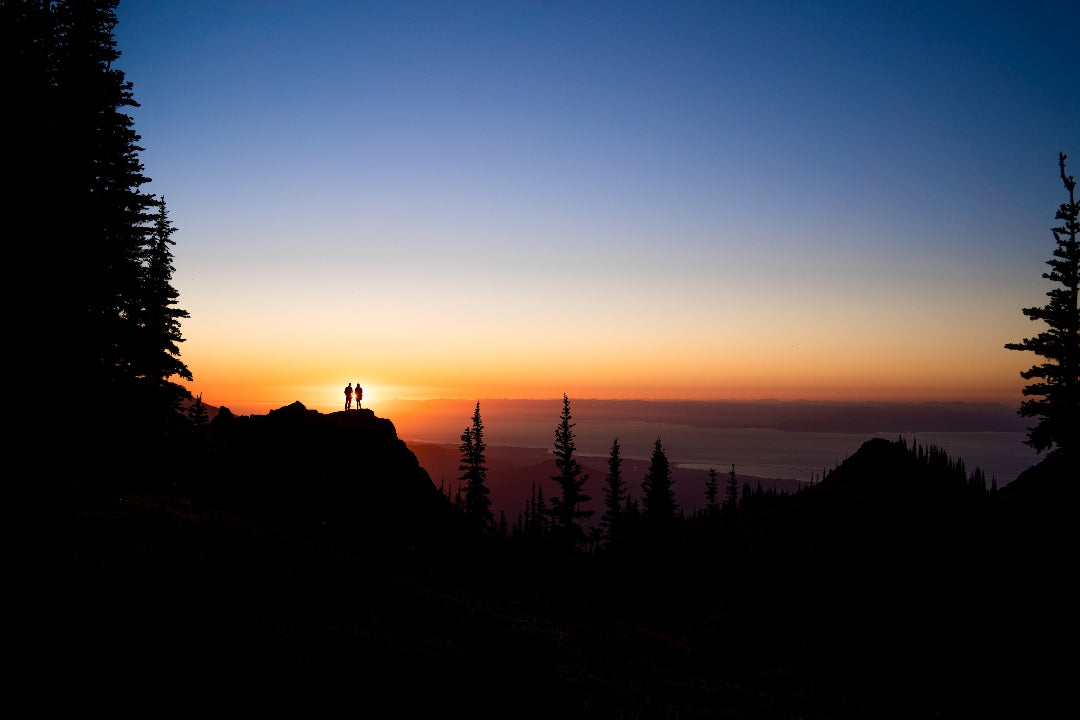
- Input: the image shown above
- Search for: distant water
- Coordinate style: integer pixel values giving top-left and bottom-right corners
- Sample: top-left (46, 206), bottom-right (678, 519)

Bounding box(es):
top-left (410, 424), bottom-right (1036, 523)
top-left (656, 429), bottom-right (1034, 485)
top-left (392, 399), bottom-right (1038, 486)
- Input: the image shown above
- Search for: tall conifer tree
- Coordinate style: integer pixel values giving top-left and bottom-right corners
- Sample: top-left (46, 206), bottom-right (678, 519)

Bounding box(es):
top-left (9, 1), bottom-right (191, 438)
top-left (723, 464), bottom-right (739, 518)
top-left (134, 196), bottom-right (193, 418)
top-left (549, 394), bottom-right (593, 548)
top-left (1005, 153), bottom-right (1080, 458)
top-left (641, 437), bottom-right (676, 528)
top-left (458, 402), bottom-right (493, 529)
top-left (52, 0), bottom-right (157, 386)
top-left (600, 437), bottom-right (627, 546)
top-left (705, 467), bottom-right (720, 515)
top-left (523, 482), bottom-right (549, 539)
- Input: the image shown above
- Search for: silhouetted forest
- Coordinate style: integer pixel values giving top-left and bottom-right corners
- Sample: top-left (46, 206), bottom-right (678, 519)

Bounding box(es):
top-left (7, 2), bottom-right (1076, 716)
top-left (6, 400), bottom-right (1076, 717)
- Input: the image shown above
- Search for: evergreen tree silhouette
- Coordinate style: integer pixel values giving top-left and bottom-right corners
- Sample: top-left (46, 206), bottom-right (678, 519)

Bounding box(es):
top-left (548, 394), bottom-right (593, 550)
top-left (54, 1), bottom-right (157, 384)
top-left (968, 467), bottom-right (988, 497)
top-left (186, 393), bottom-right (209, 427)
top-left (740, 481), bottom-right (752, 510)
top-left (600, 437), bottom-right (627, 547)
top-left (458, 402), bottom-right (493, 530)
top-left (705, 467), bottom-right (721, 516)
top-left (7, 1), bottom-right (191, 439)
top-left (132, 196), bottom-right (193, 421)
top-left (514, 482), bottom-right (551, 547)
top-left (641, 437), bottom-right (676, 528)
top-left (1005, 152), bottom-right (1080, 458)
top-left (525, 482), bottom-right (549, 538)
top-left (723, 464), bottom-right (739, 520)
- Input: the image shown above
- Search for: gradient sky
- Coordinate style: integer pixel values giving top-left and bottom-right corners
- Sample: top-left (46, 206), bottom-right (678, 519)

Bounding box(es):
top-left (114, 0), bottom-right (1079, 416)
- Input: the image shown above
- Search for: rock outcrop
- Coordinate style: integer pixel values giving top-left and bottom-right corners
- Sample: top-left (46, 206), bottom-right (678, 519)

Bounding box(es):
top-left (197, 402), bottom-right (459, 558)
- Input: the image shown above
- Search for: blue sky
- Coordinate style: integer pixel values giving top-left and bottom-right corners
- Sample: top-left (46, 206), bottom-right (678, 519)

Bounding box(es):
top-left (113, 0), bottom-right (1079, 413)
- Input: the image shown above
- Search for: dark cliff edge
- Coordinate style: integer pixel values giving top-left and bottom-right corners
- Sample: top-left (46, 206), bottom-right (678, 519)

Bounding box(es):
top-left (4, 402), bottom-right (474, 705)
top-left (189, 401), bottom-right (460, 557)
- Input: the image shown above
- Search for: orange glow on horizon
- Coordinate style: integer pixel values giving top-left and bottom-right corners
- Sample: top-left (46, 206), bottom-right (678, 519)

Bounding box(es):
top-left (184, 370), bottom-right (1025, 419)
top-left (177, 286), bottom-right (1033, 419)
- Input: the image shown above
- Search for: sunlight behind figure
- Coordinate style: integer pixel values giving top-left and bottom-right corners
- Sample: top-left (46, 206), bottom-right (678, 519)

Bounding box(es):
top-left (321, 383), bottom-right (377, 413)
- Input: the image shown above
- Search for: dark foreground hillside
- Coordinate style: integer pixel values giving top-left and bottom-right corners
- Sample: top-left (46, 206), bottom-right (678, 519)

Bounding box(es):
top-left (4, 406), bottom-right (1074, 717)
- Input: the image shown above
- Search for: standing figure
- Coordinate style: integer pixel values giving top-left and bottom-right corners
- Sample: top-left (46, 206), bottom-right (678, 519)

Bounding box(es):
top-left (344, 383), bottom-right (353, 410)
top-left (355, 384), bottom-right (363, 409)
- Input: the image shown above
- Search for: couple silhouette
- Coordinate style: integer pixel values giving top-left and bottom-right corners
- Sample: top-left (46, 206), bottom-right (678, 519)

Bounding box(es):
top-left (344, 382), bottom-right (363, 410)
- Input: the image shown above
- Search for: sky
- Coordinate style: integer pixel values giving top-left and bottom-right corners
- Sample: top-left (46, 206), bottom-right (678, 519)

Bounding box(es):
top-left (113, 0), bottom-right (1079, 417)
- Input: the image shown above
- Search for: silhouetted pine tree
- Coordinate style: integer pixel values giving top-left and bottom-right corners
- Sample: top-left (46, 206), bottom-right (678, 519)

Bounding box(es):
top-left (705, 467), bottom-right (721, 516)
top-left (641, 437), bottom-right (676, 529)
top-left (458, 402), bottom-right (493, 530)
top-left (968, 467), bottom-right (988, 497)
top-left (8, 1), bottom-right (191, 441)
top-left (1005, 152), bottom-right (1080, 458)
top-left (513, 482), bottom-right (550, 546)
top-left (133, 196), bottom-right (193, 421)
top-left (4, 2), bottom-right (53, 255)
top-left (600, 437), bottom-right (627, 547)
top-left (186, 394), bottom-right (209, 427)
top-left (548, 394), bottom-right (593, 550)
top-left (723, 464), bottom-right (739, 520)
top-left (54, 1), bottom-right (157, 383)
top-left (527, 482), bottom-right (549, 538)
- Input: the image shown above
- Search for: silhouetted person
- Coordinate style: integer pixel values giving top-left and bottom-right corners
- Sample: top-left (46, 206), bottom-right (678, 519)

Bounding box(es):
top-left (344, 383), bottom-right (353, 410)
top-left (355, 384), bottom-right (362, 409)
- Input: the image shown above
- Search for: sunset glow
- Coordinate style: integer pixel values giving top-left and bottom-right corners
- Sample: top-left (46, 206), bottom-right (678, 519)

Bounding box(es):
top-left (114, 1), bottom-right (1077, 419)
